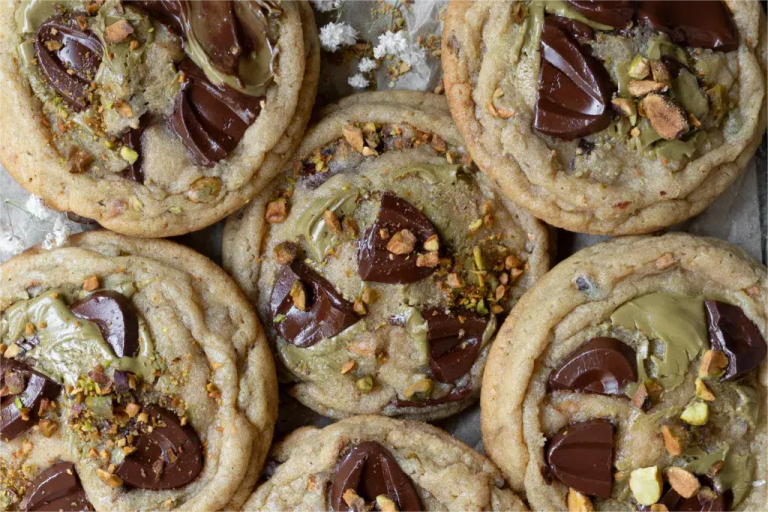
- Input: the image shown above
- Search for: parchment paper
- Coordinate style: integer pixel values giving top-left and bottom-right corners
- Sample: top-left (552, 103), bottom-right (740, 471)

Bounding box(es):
top-left (0, 0), bottom-right (766, 454)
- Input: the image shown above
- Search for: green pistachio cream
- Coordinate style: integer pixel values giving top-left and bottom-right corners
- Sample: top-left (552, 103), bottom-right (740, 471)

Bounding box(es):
top-left (568, 292), bottom-right (761, 508)
top-left (0, 290), bottom-right (157, 386)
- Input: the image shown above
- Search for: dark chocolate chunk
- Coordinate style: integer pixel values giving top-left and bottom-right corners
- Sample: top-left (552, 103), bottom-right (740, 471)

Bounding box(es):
top-left (1, 357), bottom-right (62, 442)
top-left (638, 1), bottom-right (738, 52)
top-left (392, 387), bottom-right (472, 409)
top-left (423, 308), bottom-right (490, 383)
top-left (547, 15), bottom-right (595, 41)
top-left (20, 462), bottom-right (94, 512)
top-left (115, 405), bottom-right (203, 490)
top-left (111, 370), bottom-right (134, 394)
top-left (533, 17), bottom-right (615, 140)
top-left (120, 115), bottom-right (151, 183)
top-left (546, 419), bottom-right (615, 498)
top-left (187, 1), bottom-right (241, 74)
top-left (655, 486), bottom-right (728, 512)
top-left (269, 260), bottom-right (358, 348)
top-left (549, 337), bottom-right (637, 395)
top-left (168, 59), bottom-right (263, 167)
top-left (34, 17), bottom-right (103, 110)
top-left (357, 192), bottom-right (438, 284)
top-left (128, 0), bottom-right (185, 34)
top-left (565, 1), bottom-right (634, 28)
top-left (330, 441), bottom-right (422, 512)
top-left (705, 300), bottom-right (767, 380)
top-left (70, 291), bottom-right (140, 359)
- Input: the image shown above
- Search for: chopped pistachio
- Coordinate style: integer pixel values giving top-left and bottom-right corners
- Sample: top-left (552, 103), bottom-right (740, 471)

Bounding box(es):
top-left (612, 98), bottom-right (638, 124)
top-left (120, 146), bottom-right (139, 165)
top-left (387, 230), bottom-right (416, 255)
top-left (630, 466), bottom-right (663, 506)
top-left (660, 425), bottom-right (683, 456)
top-left (628, 55), bottom-right (651, 80)
top-left (472, 246), bottom-right (485, 270)
top-left (629, 80), bottom-right (666, 97)
top-left (695, 378), bottom-right (715, 401)
top-left (699, 349), bottom-right (728, 378)
top-left (266, 198), bottom-right (288, 224)
top-left (403, 377), bottom-right (434, 400)
top-left (353, 299), bottom-right (367, 315)
top-left (640, 94), bottom-right (688, 140)
top-left (423, 234), bottom-right (439, 252)
top-left (289, 281), bottom-right (307, 311)
top-left (666, 467), bottom-right (700, 499)
top-left (356, 375), bottom-right (373, 393)
top-left (650, 60), bottom-right (671, 85)
top-left (567, 488), bottom-right (594, 512)
top-left (680, 401), bottom-right (709, 426)
top-left (376, 495), bottom-right (399, 512)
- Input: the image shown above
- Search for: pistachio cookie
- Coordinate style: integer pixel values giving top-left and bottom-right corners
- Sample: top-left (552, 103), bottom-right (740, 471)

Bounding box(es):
top-left (0, 231), bottom-right (278, 511)
top-left (481, 233), bottom-right (767, 510)
top-left (442, 1), bottom-right (767, 234)
top-left (223, 91), bottom-right (549, 421)
top-left (243, 415), bottom-right (528, 511)
top-left (0, 0), bottom-right (319, 237)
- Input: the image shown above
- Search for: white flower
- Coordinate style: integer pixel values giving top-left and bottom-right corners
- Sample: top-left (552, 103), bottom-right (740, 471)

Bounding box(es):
top-left (319, 22), bottom-right (358, 52)
top-left (399, 45), bottom-right (427, 67)
top-left (358, 57), bottom-right (377, 73)
top-left (42, 214), bottom-right (71, 250)
top-left (348, 74), bottom-right (369, 89)
top-left (373, 30), bottom-right (407, 59)
top-left (311, 0), bottom-right (341, 12)
top-left (25, 195), bottom-right (53, 221)
top-left (0, 230), bottom-right (25, 259)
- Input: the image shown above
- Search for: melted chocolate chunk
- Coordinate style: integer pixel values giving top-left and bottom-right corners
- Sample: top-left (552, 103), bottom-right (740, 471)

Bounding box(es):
top-left (638, 1), bottom-right (738, 52)
top-left (21, 462), bottom-right (94, 512)
top-left (392, 387), bottom-right (472, 409)
top-left (566, 0), bottom-right (634, 28)
top-left (70, 291), bottom-right (139, 359)
top-left (549, 337), bottom-right (637, 395)
top-left (66, 212), bottom-right (100, 225)
top-left (422, 308), bottom-right (490, 384)
top-left (121, 115), bottom-right (151, 183)
top-left (128, 0), bottom-right (185, 34)
top-left (1, 357), bottom-right (62, 442)
top-left (533, 17), bottom-right (615, 140)
top-left (547, 15), bottom-right (595, 41)
top-left (35, 17), bottom-right (102, 110)
top-left (187, 1), bottom-right (241, 74)
top-left (168, 59), bottom-right (263, 167)
top-left (269, 260), bottom-right (358, 348)
top-left (357, 192), bottom-right (439, 284)
top-left (115, 405), bottom-right (203, 490)
top-left (330, 441), bottom-right (422, 512)
top-left (546, 419), bottom-right (615, 498)
top-left (705, 300), bottom-right (767, 380)
top-left (655, 486), bottom-right (728, 512)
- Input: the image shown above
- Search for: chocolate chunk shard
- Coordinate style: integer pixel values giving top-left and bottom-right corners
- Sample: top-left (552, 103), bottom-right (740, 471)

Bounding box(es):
top-left (705, 300), bottom-right (767, 380)
top-left (549, 337), bottom-right (637, 395)
top-left (168, 59), bottom-right (263, 167)
top-left (546, 419), bottom-right (615, 498)
top-left (423, 308), bottom-right (490, 383)
top-left (357, 192), bottom-right (439, 284)
top-left (638, 1), bottom-right (738, 52)
top-left (656, 486), bottom-right (728, 512)
top-left (66, 212), bottom-right (100, 225)
top-left (392, 387), bottom-right (471, 409)
top-left (330, 441), bottom-right (422, 512)
top-left (566, 0), bottom-right (634, 28)
top-left (270, 260), bottom-right (358, 348)
top-left (533, 17), bottom-right (615, 140)
top-left (1, 357), bottom-right (62, 442)
top-left (121, 115), bottom-right (151, 183)
top-left (70, 291), bottom-right (140, 359)
top-left (115, 405), bottom-right (202, 490)
top-left (35, 17), bottom-right (103, 111)
top-left (20, 462), bottom-right (94, 512)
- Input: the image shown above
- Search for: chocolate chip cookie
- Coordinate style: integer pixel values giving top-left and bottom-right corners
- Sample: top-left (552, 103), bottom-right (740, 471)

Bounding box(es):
top-left (481, 233), bottom-right (767, 510)
top-left (442, 1), bottom-right (767, 234)
top-left (0, 0), bottom-right (319, 237)
top-left (0, 231), bottom-right (278, 511)
top-left (223, 91), bottom-right (549, 421)
top-left (242, 415), bottom-right (528, 511)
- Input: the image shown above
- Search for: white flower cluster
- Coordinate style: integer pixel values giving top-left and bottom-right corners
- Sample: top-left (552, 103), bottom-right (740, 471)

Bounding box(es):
top-left (373, 30), bottom-right (408, 59)
top-left (41, 215), bottom-right (72, 251)
top-left (0, 195), bottom-right (76, 262)
top-left (319, 21), bottom-right (358, 52)
top-left (0, 230), bottom-right (24, 260)
top-left (348, 74), bottom-right (369, 88)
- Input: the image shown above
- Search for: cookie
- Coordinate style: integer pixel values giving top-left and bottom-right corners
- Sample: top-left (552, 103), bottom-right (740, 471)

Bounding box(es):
top-left (223, 91), bottom-right (549, 421)
top-left (0, 231), bottom-right (278, 511)
top-left (481, 233), bottom-right (767, 510)
top-left (442, 1), bottom-right (767, 234)
top-left (0, 0), bottom-right (319, 237)
top-left (242, 415), bottom-right (528, 511)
